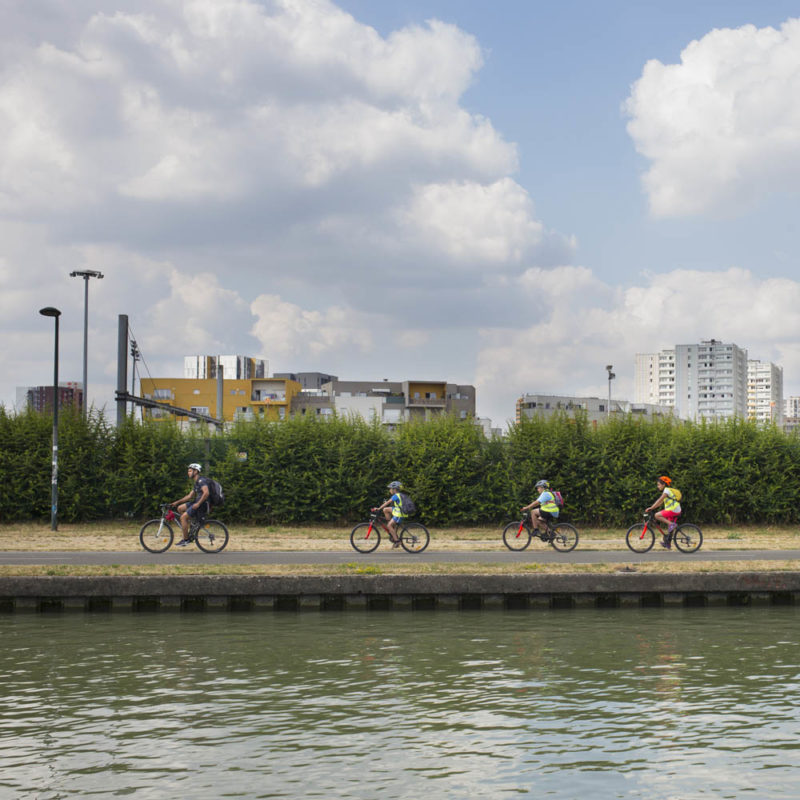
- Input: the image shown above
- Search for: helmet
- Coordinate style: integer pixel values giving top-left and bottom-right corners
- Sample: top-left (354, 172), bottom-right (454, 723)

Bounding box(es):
top-left (188, 462), bottom-right (202, 472)
top-left (535, 479), bottom-right (550, 489)
top-left (387, 480), bottom-right (402, 490)
top-left (658, 475), bottom-right (672, 485)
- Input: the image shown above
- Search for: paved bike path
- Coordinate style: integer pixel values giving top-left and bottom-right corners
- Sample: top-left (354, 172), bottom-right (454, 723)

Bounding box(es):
top-left (2, 549), bottom-right (800, 566)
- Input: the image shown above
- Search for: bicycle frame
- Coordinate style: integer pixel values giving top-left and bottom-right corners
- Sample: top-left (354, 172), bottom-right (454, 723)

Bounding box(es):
top-left (640, 511), bottom-right (667, 539)
top-left (364, 511), bottom-right (395, 541)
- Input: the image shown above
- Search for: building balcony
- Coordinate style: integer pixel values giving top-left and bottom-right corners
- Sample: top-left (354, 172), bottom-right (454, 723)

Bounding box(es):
top-left (406, 396), bottom-right (446, 407)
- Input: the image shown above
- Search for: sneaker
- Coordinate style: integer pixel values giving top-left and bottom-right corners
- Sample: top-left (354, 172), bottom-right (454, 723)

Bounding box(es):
top-left (659, 537), bottom-right (671, 550)
top-left (175, 539), bottom-right (192, 547)
top-left (667, 522), bottom-right (677, 533)
top-left (391, 538), bottom-right (401, 549)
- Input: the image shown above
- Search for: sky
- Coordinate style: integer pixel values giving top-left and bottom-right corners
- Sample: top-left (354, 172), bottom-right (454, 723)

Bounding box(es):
top-left (2, 0), bottom-right (800, 429)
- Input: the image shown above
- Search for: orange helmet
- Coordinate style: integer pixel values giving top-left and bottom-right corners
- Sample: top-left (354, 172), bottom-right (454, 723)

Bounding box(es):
top-left (658, 475), bottom-right (672, 485)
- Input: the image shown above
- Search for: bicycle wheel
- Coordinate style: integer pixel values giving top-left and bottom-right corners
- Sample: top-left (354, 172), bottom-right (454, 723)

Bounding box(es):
top-left (550, 522), bottom-right (579, 552)
top-left (139, 519), bottom-right (174, 553)
top-left (400, 522), bottom-right (430, 553)
top-left (350, 522), bottom-right (380, 553)
top-left (674, 523), bottom-right (703, 553)
top-left (502, 521), bottom-right (532, 551)
top-left (625, 523), bottom-right (655, 554)
top-left (195, 520), bottom-right (229, 553)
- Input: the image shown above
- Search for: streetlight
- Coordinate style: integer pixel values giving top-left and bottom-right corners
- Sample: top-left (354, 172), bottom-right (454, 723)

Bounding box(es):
top-left (606, 364), bottom-right (615, 419)
top-left (70, 269), bottom-right (104, 416)
top-left (39, 306), bottom-right (61, 531)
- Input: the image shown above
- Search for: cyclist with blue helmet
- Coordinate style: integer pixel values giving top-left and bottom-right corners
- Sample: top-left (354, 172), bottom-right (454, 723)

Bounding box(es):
top-left (521, 479), bottom-right (560, 534)
top-left (375, 480), bottom-right (408, 549)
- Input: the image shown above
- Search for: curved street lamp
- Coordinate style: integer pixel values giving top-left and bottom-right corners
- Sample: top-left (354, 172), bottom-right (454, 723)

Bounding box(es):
top-left (39, 306), bottom-right (61, 530)
top-left (606, 364), bottom-right (615, 419)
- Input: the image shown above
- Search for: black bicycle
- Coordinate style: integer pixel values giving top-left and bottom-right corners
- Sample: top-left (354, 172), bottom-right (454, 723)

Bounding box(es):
top-left (502, 511), bottom-right (579, 552)
top-left (350, 509), bottom-right (430, 553)
top-left (625, 511), bottom-right (702, 554)
top-left (139, 503), bottom-right (229, 554)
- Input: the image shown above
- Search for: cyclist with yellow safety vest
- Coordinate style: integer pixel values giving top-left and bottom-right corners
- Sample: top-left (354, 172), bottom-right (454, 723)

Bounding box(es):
top-left (375, 480), bottom-right (408, 549)
top-left (644, 475), bottom-right (682, 549)
top-left (521, 479), bottom-right (560, 534)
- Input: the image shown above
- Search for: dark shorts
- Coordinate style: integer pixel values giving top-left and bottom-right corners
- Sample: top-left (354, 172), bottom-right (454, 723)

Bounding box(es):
top-left (540, 510), bottom-right (556, 522)
top-left (186, 501), bottom-right (210, 519)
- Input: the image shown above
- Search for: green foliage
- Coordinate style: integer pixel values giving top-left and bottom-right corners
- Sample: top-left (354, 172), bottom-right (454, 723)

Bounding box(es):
top-left (1, 407), bottom-right (799, 526)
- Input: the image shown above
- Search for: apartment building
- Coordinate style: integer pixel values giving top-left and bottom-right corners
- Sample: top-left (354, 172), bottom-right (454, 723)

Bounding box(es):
top-left (516, 393), bottom-right (673, 425)
top-left (140, 361), bottom-right (474, 426)
top-left (784, 396), bottom-right (800, 433)
top-left (16, 382), bottom-right (83, 413)
top-left (184, 355), bottom-right (267, 380)
top-left (141, 355), bottom-right (299, 423)
top-left (636, 340), bottom-right (749, 420)
top-left (747, 360), bottom-right (784, 426)
top-left (291, 378), bottom-right (476, 424)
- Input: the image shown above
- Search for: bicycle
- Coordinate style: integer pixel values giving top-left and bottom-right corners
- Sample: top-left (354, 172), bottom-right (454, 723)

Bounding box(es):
top-left (139, 503), bottom-right (229, 554)
top-left (625, 510), bottom-right (702, 554)
top-left (502, 511), bottom-right (579, 552)
top-left (350, 509), bottom-right (430, 554)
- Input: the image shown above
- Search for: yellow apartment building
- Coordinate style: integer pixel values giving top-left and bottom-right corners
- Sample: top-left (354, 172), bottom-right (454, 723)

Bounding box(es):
top-left (140, 376), bottom-right (302, 423)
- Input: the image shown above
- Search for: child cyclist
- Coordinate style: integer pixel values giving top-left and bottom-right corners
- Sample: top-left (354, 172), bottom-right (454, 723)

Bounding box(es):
top-left (644, 475), bottom-right (682, 549)
top-left (375, 480), bottom-right (410, 549)
top-left (521, 479), bottom-right (560, 534)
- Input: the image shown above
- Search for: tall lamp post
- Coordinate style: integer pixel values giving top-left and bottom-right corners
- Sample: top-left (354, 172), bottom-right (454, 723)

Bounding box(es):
top-left (606, 364), bottom-right (615, 420)
top-left (69, 269), bottom-right (104, 416)
top-left (39, 307), bottom-right (61, 531)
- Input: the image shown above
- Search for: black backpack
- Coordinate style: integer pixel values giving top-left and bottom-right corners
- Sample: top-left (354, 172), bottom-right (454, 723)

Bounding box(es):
top-left (399, 492), bottom-right (416, 515)
top-left (208, 479), bottom-right (225, 507)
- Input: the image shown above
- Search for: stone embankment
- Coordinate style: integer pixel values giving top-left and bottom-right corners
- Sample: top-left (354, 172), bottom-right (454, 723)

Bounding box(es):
top-left (1, 573), bottom-right (798, 612)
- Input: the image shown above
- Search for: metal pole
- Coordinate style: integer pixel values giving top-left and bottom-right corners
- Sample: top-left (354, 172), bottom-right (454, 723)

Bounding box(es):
top-left (70, 270), bottom-right (103, 417)
top-left (605, 365), bottom-right (615, 420)
top-left (82, 276), bottom-right (88, 415)
top-left (39, 307), bottom-right (61, 530)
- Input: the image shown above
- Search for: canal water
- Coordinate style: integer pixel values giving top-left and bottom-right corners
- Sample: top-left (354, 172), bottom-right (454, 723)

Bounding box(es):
top-left (1, 607), bottom-right (798, 799)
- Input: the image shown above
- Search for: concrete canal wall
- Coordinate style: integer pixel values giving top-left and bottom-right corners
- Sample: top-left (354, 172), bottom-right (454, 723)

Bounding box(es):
top-left (1, 573), bottom-right (799, 611)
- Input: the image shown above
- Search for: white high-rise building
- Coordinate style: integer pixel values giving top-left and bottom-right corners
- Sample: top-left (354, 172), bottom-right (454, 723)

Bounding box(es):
top-left (635, 340), bottom-right (749, 420)
top-left (184, 355), bottom-right (267, 380)
top-left (747, 360), bottom-right (783, 425)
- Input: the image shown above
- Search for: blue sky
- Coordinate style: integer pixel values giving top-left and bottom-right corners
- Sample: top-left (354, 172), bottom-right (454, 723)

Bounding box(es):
top-left (338, 0), bottom-right (800, 283)
top-left (2, 0), bottom-right (800, 426)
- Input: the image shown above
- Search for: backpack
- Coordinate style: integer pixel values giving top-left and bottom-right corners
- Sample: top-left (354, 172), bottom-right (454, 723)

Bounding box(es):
top-left (552, 490), bottom-right (564, 509)
top-left (669, 487), bottom-right (682, 502)
top-left (208, 478), bottom-right (225, 507)
top-left (399, 492), bottom-right (417, 516)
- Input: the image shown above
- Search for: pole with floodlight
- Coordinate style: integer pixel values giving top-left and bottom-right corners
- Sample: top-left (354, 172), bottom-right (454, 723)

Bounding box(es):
top-left (69, 270), bottom-right (104, 416)
top-left (606, 365), bottom-right (615, 420)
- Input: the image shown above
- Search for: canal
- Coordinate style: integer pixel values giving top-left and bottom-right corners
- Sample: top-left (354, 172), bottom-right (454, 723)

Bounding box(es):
top-left (1, 607), bottom-right (797, 798)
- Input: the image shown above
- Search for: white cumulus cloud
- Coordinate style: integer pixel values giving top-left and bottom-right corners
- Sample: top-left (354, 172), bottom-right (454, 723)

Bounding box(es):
top-left (625, 18), bottom-right (800, 217)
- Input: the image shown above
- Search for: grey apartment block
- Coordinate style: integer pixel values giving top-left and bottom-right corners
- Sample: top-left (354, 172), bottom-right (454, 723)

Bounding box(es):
top-left (273, 371), bottom-right (338, 390)
top-left (517, 393), bottom-right (673, 425)
top-left (290, 378), bottom-right (475, 424)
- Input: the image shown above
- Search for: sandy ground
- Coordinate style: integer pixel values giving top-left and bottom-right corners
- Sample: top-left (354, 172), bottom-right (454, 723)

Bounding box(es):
top-left (2, 520), bottom-right (799, 552)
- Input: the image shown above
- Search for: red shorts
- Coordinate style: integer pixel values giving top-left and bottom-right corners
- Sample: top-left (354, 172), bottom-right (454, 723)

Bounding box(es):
top-left (660, 510), bottom-right (680, 522)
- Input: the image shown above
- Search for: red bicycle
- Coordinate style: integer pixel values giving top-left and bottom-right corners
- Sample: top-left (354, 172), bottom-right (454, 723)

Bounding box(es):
top-left (625, 510), bottom-right (702, 553)
top-left (350, 509), bottom-right (430, 553)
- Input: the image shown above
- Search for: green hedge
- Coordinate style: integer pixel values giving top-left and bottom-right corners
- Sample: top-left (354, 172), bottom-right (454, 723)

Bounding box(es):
top-left (1, 407), bottom-right (799, 526)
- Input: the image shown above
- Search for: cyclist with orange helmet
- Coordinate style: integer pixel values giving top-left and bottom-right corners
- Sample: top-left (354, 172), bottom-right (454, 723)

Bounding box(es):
top-left (644, 475), bottom-right (682, 549)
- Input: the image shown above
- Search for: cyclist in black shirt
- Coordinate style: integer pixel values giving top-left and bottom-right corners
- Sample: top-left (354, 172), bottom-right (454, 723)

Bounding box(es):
top-left (171, 462), bottom-right (211, 547)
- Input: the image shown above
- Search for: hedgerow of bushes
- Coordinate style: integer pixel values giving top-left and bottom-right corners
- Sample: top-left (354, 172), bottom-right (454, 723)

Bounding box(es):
top-left (1, 406), bottom-right (799, 527)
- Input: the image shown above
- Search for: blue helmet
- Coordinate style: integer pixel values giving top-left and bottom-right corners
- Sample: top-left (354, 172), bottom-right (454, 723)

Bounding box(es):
top-left (387, 480), bottom-right (402, 490)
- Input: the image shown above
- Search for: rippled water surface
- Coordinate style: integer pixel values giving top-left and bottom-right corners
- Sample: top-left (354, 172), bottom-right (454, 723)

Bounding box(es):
top-left (1, 607), bottom-right (798, 799)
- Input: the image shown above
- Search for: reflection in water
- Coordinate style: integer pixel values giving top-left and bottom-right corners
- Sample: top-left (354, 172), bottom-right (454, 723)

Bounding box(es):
top-left (1, 608), bottom-right (798, 799)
